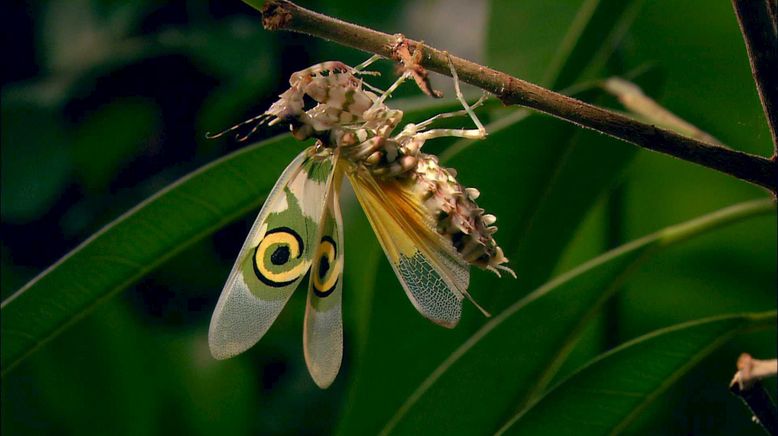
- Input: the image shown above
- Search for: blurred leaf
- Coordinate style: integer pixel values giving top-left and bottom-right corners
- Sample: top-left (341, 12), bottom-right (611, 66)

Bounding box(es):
top-left (8, 0), bottom-right (157, 107)
top-left (488, 0), bottom-right (581, 85)
top-left (1, 135), bottom-right (304, 373)
top-left (72, 98), bottom-right (160, 192)
top-left (0, 104), bottom-right (72, 223)
top-left (554, 0), bottom-right (645, 88)
top-left (41, 0), bottom-right (150, 73)
top-left (157, 18), bottom-right (274, 81)
top-left (499, 311), bottom-right (777, 435)
top-left (1, 299), bottom-right (159, 435)
top-left (158, 330), bottom-right (259, 436)
top-left (379, 199), bottom-right (774, 435)
top-left (488, 0), bottom-right (643, 88)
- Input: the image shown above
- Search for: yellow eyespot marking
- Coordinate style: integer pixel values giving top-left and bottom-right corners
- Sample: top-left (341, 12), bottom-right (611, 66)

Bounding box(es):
top-left (312, 236), bottom-right (340, 297)
top-left (253, 227), bottom-right (308, 287)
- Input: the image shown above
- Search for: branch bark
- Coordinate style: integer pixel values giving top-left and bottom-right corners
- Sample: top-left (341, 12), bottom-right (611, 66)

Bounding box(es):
top-left (731, 0), bottom-right (778, 153)
top-left (250, 0), bottom-right (778, 194)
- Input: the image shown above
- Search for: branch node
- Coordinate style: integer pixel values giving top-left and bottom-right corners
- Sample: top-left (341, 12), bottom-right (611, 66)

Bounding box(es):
top-left (261, 0), bottom-right (293, 30)
top-left (392, 36), bottom-right (443, 98)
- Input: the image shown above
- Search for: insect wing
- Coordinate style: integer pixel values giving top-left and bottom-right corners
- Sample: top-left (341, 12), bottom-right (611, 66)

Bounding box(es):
top-left (347, 169), bottom-right (469, 328)
top-left (209, 148), bottom-right (336, 359)
top-left (304, 164), bottom-right (345, 388)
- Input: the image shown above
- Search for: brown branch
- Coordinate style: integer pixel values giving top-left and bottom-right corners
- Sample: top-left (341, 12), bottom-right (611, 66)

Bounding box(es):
top-left (731, 0), bottom-right (778, 153)
top-left (250, 0), bottom-right (778, 194)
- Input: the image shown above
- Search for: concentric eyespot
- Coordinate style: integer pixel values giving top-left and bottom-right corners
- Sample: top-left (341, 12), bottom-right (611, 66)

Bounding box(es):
top-left (312, 236), bottom-right (340, 298)
top-left (253, 227), bottom-right (307, 287)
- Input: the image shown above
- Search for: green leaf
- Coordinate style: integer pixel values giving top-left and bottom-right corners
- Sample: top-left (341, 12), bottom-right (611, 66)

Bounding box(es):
top-left (0, 135), bottom-right (304, 373)
top-left (337, 0), bottom-right (647, 430)
top-left (1, 299), bottom-right (160, 435)
top-left (342, 95), bottom-right (635, 434)
top-left (157, 330), bottom-right (260, 436)
top-left (498, 311), bottom-right (777, 435)
top-left (488, 0), bottom-right (644, 88)
top-left (379, 199), bottom-right (774, 435)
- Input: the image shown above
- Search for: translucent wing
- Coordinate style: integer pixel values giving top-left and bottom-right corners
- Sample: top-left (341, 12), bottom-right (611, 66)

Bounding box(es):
top-left (209, 147), bottom-right (336, 359)
top-left (347, 167), bottom-right (470, 328)
top-left (304, 162), bottom-right (345, 388)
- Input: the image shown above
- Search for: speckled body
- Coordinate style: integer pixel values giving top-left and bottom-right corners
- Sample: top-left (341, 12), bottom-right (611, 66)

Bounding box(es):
top-left (263, 61), bottom-right (510, 274)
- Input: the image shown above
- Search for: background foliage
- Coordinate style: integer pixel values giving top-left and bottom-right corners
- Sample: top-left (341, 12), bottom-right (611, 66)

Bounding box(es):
top-left (1, 0), bottom-right (775, 435)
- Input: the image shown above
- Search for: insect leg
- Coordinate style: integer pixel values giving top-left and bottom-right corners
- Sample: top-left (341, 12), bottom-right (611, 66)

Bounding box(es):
top-left (413, 127), bottom-right (486, 141)
top-left (360, 80), bottom-right (387, 96)
top-left (353, 54), bottom-right (383, 73)
top-left (414, 94), bottom-right (488, 131)
top-left (446, 53), bottom-right (487, 138)
top-left (370, 71), bottom-right (412, 110)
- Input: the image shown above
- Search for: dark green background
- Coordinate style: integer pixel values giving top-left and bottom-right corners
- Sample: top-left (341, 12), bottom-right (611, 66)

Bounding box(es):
top-left (2, 0), bottom-right (775, 434)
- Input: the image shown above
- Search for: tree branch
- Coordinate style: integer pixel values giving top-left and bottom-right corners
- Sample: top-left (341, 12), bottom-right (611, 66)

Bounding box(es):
top-left (249, 0), bottom-right (778, 194)
top-left (731, 0), bottom-right (778, 153)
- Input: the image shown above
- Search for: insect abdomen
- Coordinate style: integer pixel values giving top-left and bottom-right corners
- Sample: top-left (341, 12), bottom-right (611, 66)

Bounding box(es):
top-left (412, 155), bottom-right (510, 274)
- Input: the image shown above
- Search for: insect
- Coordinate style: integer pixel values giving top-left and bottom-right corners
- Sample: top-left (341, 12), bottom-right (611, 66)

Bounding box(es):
top-left (208, 53), bottom-right (513, 388)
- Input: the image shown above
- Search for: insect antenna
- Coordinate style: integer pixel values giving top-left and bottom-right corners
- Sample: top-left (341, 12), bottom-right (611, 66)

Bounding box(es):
top-left (234, 119), bottom-right (268, 142)
top-left (205, 113), bottom-right (272, 140)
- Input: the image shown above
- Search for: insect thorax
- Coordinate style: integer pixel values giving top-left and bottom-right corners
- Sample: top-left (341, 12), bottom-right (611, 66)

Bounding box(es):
top-left (265, 60), bottom-right (511, 274)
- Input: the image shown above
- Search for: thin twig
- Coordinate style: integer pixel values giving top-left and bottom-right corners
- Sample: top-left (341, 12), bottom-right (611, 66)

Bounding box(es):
top-left (731, 0), bottom-right (778, 153)
top-left (249, 0), bottom-right (778, 194)
top-left (730, 353), bottom-right (778, 435)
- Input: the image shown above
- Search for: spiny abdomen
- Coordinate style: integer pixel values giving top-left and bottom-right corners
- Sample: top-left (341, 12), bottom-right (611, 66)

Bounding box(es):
top-left (410, 155), bottom-right (512, 275)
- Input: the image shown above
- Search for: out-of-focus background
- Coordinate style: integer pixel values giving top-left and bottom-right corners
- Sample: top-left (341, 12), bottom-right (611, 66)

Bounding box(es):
top-left (2, 1), bottom-right (775, 435)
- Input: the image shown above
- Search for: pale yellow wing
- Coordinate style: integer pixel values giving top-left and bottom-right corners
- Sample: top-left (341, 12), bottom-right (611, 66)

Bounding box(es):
top-left (304, 160), bottom-right (345, 388)
top-left (347, 167), bottom-right (469, 327)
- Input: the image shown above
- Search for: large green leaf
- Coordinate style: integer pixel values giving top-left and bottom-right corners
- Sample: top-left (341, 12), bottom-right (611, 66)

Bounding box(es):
top-left (338, 107), bottom-right (634, 435)
top-left (337, 1), bottom-right (646, 433)
top-left (499, 310), bottom-right (777, 435)
top-left (380, 199), bottom-right (774, 434)
top-left (0, 135), bottom-right (304, 373)
top-left (1, 300), bottom-right (159, 435)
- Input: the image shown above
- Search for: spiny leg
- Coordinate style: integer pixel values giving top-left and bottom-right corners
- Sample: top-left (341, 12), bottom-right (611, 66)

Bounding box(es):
top-left (359, 79), bottom-right (387, 96)
top-left (414, 94), bottom-right (488, 130)
top-left (414, 126), bottom-right (486, 141)
top-left (412, 58), bottom-right (488, 141)
top-left (370, 71), bottom-right (412, 110)
top-left (353, 54), bottom-right (382, 73)
top-left (446, 53), bottom-right (487, 137)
